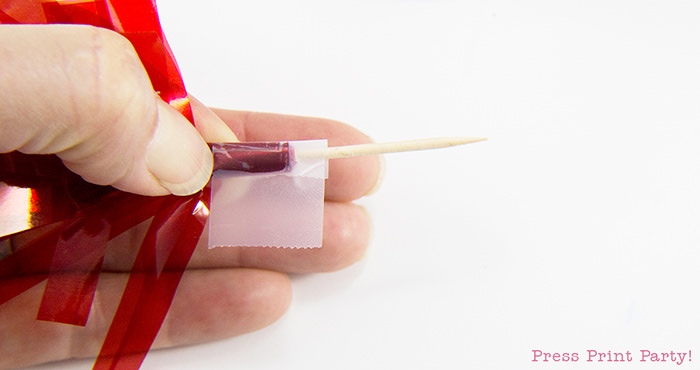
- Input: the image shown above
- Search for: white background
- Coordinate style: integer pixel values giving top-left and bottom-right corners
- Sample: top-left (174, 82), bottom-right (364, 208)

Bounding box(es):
top-left (27, 1), bottom-right (700, 369)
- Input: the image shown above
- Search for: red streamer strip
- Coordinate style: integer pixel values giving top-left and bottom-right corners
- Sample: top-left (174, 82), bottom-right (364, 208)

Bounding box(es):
top-left (0, 1), bottom-right (204, 369)
top-left (94, 194), bottom-right (208, 370)
top-left (36, 214), bottom-right (109, 326)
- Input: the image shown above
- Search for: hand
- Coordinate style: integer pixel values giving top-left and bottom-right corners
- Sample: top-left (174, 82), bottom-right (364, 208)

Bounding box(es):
top-left (0, 24), bottom-right (235, 196)
top-left (0, 25), bottom-right (382, 369)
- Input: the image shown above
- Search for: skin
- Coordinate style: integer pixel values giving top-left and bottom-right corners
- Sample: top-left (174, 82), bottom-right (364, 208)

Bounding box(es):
top-left (0, 25), bottom-right (381, 369)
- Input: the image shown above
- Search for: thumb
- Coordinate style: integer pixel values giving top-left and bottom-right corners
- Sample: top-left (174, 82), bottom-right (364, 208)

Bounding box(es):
top-left (0, 24), bottom-right (212, 196)
top-left (139, 99), bottom-right (214, 196)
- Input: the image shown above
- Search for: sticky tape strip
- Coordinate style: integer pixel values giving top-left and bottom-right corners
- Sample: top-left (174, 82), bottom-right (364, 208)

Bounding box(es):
top-left (209, 140), bottom-right (328, 249)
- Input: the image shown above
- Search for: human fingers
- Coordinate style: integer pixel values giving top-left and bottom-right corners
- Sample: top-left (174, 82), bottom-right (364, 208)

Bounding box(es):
top-left (99, 201), bottom-right (371, 273)
top-left (189, 95), bottom-right (238, 143)
top-left (211, 109), bottom-right (383, 202)
top-left (0, 268), bottom-right (290, 369)
top-left (187, 201), bottom-right (371, 272)
top-left (0, 24), bottom-right (211, 196)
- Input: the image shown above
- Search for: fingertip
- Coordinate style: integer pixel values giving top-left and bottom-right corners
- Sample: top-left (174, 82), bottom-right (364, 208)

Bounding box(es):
top-left (320, 202), bottom-right (373, 271)
top-left (189, 95), bottom-right (239, 143)
top-left (326, 153), bottom-right (382, 202)
top-left (145, 100), bottom-right (213, 196)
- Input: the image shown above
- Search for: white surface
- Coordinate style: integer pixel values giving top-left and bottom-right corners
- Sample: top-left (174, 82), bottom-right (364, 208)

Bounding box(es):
top-left (26, 1), bottom-right (700, 369)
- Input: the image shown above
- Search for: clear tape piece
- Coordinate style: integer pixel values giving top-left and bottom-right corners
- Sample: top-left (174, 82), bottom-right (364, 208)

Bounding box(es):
top-left (208, 140), bottom-right (328, 248)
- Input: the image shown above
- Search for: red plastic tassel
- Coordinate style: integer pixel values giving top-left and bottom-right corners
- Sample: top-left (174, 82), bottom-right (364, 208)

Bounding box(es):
top-left (108, 0), bottom-right (161, 34)
top-left (0, 1), bottom-right (205, 369)
top-left (42, 0), bottom-right (112, 28)
top-left (0, 9), bottom-right (19, 23)
top-left (0, 226), bottom-right (58, 305)
top-left (0, 1), bottom-right (46, 23)
top-left (36, 215), bottom-right (110, 326)
top-left (121, 30), bottom-right (193, 120)
top-left (107, 0), bottom-right (193, 122)
top-left (94, 194), bottom-right (208, 370)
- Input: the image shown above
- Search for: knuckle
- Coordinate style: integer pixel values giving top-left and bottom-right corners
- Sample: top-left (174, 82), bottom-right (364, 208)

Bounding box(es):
top-left (66, 26), bottom-right (156, 142)
top-left (54, 26), bottom-right (156, 176)
top-left (87, 26), bottom-right (151, 106)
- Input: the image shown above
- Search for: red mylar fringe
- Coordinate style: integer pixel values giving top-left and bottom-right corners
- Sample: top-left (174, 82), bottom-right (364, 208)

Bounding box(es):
top-left (36, 214), bottom-right (110, 326)
top-left (94, 193), bottom-right (208, 370)
top-left (0, 1), bottom-right (203, 369)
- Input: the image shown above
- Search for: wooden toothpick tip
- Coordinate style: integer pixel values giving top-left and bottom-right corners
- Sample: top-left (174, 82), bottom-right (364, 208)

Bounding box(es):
top-left (296, 137), bottom-right (487, 160)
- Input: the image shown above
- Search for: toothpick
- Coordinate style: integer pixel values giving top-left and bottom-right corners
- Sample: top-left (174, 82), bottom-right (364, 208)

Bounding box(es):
top-left (296, 137), bottom-right (487, 160)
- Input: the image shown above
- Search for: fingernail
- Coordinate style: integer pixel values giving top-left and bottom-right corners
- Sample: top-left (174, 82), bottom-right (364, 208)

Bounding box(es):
top-left (146, 101), bottom-right (213, 195)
